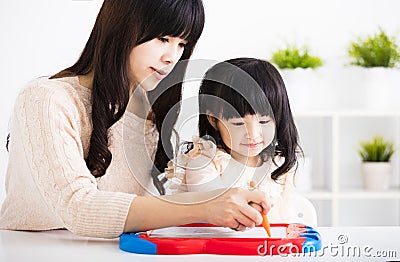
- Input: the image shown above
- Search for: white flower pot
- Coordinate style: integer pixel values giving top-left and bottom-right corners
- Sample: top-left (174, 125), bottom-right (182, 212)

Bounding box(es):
top-left (280, 68), bottom-right (334, 112)
top-left (360, 162), bottom-right (391, 191)
top-left (363, 68), bottom-right (400, 110)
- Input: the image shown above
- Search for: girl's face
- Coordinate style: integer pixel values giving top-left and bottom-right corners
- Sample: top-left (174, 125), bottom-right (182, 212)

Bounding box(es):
top-left (216, 114), bottom-right (276, 166)
top-left (129, 36), bottom-right (187, 91)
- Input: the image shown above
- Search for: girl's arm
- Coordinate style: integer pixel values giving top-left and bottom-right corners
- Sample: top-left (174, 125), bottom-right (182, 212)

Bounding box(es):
top-left (124, 187), bottom-right (270, 232)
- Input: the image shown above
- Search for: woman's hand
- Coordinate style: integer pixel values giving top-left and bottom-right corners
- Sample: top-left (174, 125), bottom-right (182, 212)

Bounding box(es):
top-left (199, 187), bottom-right (271, 231)
top-left (124, 188), bottom-right (271, 233)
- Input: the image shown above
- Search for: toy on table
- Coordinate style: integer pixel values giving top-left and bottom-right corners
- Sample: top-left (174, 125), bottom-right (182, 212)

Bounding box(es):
top-left (119, 223), bottom-right (321, 255)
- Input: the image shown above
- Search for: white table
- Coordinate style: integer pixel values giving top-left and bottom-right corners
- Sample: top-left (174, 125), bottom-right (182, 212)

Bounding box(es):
top-left (0, 227), bottom-right (399, 261)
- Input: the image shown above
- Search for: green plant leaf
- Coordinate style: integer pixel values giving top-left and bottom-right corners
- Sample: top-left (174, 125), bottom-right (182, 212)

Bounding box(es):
top-left (270, 45), bottom-right (323, 69)
top-left (358, 136), bottom-right (396, 162)
top-left (347, 29), bottom-right (400, 68)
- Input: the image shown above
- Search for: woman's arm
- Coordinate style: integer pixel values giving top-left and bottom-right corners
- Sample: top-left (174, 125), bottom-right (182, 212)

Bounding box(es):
top-left (124, 187), bottom-right (270, 232)
top-left (14, 81), bottom-right (134, 238)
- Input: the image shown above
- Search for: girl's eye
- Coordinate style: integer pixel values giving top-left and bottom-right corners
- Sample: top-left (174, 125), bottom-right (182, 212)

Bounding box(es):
top-left (158, 37), bottom-right (169, 43)
top-left (179, 42), bottom-right (187, 48)
top-left (231, 122), bottom-right (245, 126)
top-left (259, 120), bottom-right (271, 125)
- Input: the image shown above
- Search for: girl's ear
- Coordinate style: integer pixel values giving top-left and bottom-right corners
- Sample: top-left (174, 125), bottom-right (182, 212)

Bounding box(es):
top-left (207, 115), bottom-right (218, 130)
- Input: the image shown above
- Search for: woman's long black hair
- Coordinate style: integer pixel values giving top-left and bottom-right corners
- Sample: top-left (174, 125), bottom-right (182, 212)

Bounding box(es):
top-left (50, 0), bottom-right (205, 194)
top-left (198, 58), bottom-right (301, 181)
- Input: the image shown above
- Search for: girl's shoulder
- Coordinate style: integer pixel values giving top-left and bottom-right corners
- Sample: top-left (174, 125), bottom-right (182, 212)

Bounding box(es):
top-left (163, 138), bottom-right (229, 194)
top-left (259, 156), bottom-right (297, 191)
top-left (185, 137), bottom-right (231, 172)
top-left (164, 137), bottom-right (231, 179)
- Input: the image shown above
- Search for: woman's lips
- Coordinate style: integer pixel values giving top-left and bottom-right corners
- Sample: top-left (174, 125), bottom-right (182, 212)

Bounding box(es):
top-left (151, 67), bottom-right (167, 80)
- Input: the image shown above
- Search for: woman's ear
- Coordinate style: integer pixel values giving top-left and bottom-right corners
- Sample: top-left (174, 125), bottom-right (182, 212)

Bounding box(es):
top-left (207, 115), bottom-right (218, 130)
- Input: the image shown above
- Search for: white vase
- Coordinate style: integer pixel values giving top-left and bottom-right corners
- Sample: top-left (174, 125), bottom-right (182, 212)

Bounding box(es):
top-left (363, 68), bottom-right (400, 110)
top-left (360, 162), bottom-right (391, 191)
top-left (280, 68), bottom-right (334, 112)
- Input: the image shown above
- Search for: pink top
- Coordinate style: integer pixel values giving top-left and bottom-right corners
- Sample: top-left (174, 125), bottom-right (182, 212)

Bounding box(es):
top-left (164, 137), bottom-right (297, 223)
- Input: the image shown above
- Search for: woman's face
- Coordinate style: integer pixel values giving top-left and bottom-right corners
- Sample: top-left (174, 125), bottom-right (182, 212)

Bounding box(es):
top-left (129, 36), bottom-right (187, 91)
top-left (216, 114), bottom-right (276, 166)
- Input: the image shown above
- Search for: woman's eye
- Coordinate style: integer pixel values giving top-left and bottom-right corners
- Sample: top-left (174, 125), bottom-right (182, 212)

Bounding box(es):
top-left (179, 42), bottom-right (187, 48)
top-left (158, 37), bottom-right (169, 43)
top-left (259, 120), bottom-right (270, 125)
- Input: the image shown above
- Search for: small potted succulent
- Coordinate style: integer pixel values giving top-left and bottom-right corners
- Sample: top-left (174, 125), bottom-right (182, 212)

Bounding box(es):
top-left (347, 29), bottom-right (400, 109)
top-left (358, 136), bottom-right (396, 191)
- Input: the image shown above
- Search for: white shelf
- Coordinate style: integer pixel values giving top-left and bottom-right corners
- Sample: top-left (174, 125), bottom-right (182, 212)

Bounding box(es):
top-left (303, 190), bottom-right (400, 200)
top-left (294, 111), bottom-right (400, 226)
top-left (302, 191), bottom-right (333, 200)
top-left (337, 187), bottom-right (400, 199)
top-left (295, 110), bottom-right (400, 117)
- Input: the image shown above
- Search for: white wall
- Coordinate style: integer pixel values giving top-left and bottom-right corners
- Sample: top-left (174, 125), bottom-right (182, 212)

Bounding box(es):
top-left (0, 0), bottom-right (103, 201)
top-left (195, 0), bottom-right (400, 65)
top-left (1, 0), bottom-right (399, 202)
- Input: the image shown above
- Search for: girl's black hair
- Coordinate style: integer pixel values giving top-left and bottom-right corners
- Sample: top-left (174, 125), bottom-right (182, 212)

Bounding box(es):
top-left (198, 58), bottom-right (301, 181)
top-left (50, 0), bottom-right (205, 194)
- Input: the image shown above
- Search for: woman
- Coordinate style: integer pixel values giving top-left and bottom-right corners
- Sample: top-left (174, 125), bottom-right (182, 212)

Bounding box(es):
top-left (0, 0), bottom-right (269, 238)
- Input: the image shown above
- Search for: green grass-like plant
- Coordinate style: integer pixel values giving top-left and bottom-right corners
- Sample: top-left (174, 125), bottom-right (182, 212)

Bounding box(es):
top-left (348, 29), bottom-right (400, 68)
top-left (358, 136), bottom-right (396, 162)
top-left (270, 45), bottom-right (323, 69)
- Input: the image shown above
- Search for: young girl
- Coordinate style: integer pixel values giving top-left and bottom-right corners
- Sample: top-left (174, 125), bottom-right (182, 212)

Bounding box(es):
top-left (0, 2), bottom-right (270, 238)
top-left (165, 58), bottom-right (316, 228)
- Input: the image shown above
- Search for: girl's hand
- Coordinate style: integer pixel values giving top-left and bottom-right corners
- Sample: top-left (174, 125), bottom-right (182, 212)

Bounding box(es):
top-left (199, 187), bottom-right (271, 231)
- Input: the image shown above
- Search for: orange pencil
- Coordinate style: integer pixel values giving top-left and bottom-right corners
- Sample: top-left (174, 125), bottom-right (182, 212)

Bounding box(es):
top-left (249, 181), bottom-right (271, 237)
top-left (260, 212), bottom-right (271, 237)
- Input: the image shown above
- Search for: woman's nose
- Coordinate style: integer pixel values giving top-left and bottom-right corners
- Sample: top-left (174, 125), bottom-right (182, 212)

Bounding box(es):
top-left (161, 44), bottom-right (181, 65)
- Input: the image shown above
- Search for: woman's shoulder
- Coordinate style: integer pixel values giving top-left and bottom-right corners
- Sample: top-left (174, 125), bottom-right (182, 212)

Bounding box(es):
top-left (18, 76), bottom-right (91, 109)
top-left (13, 76), bottom-right (92, 128)
top-left (21, 76), bottom-right (61, 90)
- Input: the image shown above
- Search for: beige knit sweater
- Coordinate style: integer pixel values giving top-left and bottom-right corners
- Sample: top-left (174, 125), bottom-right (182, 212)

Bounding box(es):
top-left (0, 76), bottom-right (159, 238)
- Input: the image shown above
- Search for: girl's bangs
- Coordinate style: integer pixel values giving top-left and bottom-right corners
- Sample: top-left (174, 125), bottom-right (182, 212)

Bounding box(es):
top-left (200, 58), bottom-right (274, 121)
top-left (219, 82), bottom-right (273, 120)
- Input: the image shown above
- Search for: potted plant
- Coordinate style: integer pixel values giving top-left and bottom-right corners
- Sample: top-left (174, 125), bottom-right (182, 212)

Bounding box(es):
top-left (347, 29), bottom-right (400, 68)
top-left (269, 45), bottom-right (329, 111)
top-left (271, 45), bottom-right (323, 69)
top-left (347, 29), bottom-right (400, 109)
top-left (358, 136), bottom-right (396, 191)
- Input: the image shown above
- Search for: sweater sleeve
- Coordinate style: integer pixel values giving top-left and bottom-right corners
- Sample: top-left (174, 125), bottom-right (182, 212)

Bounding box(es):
top-left (18, 83), bottom-right (135, 238)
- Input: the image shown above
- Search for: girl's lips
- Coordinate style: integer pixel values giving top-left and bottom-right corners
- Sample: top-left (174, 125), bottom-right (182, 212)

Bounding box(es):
top-left (241, 142), bottom-right (263, 148)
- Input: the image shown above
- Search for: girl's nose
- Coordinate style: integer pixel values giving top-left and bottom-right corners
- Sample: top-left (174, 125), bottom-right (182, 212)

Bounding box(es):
top-left (246, 121), bottom-right (262, 139)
